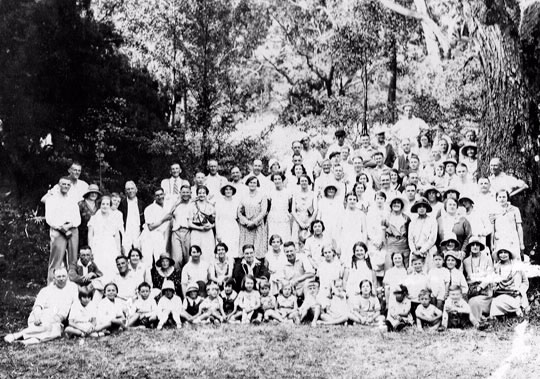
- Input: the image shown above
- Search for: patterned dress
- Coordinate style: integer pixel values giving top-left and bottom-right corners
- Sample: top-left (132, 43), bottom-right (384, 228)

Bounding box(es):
top-left (238, 191), bottom-right (268, 258)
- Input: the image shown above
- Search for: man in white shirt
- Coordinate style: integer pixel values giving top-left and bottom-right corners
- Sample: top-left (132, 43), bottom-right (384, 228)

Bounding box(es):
top-left (244, 159), bottom-right (272, 195)
top-left (171, 185), bottom-right (193, 268)
top-left (230, 167), bottom-right (247, 198)
top-left (326, 129), bottom-right (353, 159)
top-left (489, 157), bottom-right (528, 197)
top-left (111, 256), bottom-right (138, 302)
top-left (161, 162), bottom-right (189, 201)
top-left (300, 134), bottom-right (323, 179)
top-left (141, 188), bottom-right (173, 263)
top-left (41, 162), bottom-right (89, 204)
top-left (392, 103), bottom-right (429, 151)
top-left (205, 159), bottom-right (227, 201)
top-left (45, 177), bottom-right (81, 283)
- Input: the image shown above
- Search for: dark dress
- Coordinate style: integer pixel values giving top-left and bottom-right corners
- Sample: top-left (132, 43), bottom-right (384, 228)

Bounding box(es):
top-left (78, 200), bottom-right (98, 246)
top-left (151, 266), bottom-right (183, 297)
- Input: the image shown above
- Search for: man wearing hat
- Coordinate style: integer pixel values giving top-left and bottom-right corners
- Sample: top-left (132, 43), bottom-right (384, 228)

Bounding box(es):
top-left (408, 198), bottom-right (437, 268)
top-left (443, 158), bottom-right (458, 188)
top-left (371, 124), bottom-right (396, 167)
top-left (391, 103), bottom-right (429, 152)
top-left (160, 162), bottom-right (190, 202)
top-left (326, 129), bottom-right (352, 159)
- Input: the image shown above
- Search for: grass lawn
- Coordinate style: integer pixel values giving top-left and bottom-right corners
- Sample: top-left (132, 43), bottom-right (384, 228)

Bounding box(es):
top-left (1, 280), bottom-right (540, 378)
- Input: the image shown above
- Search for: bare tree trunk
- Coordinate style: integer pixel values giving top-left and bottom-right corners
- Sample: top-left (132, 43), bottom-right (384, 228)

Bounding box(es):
top-left (413, 0), bottom-right (440, 65)
top-left (387, 38), bottom-right (397, 123)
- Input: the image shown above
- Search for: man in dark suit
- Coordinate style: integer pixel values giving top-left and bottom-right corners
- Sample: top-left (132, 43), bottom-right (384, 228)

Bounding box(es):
top-left (68, 246), bottom-right (103, 296)
top-left (232, 244), bottom-right (270, 292)
top-left (118, 180), bottom-right (147, 252)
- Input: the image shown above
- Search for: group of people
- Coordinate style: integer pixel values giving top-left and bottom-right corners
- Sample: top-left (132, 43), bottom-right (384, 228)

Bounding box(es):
top-left (4, 103), bottom-right (533, 344)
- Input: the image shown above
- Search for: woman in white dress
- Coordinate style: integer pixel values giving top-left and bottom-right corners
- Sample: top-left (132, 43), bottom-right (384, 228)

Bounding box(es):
top-left (88, 195), bottom-right (122, 280)
top-left (492, 190), bottom-right (524, 261)
top-left (188, 186), bottom-right (216, 263)
top-left (267, 173), bottom-right (291, 242)
top-left (316, 184), bottom-right (343, 241)
top-left (291, 174), bottom-right (316, 243)
top-left (337, 193), bottom-right (367, 265)
top-left (215, 183), bottom-right (240, 258)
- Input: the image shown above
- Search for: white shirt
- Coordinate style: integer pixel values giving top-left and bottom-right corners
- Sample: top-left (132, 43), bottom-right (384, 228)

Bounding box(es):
top-left (112, 270), bottom-right (138, 301)
top-left (205, 174), bottom-right (227, 199)
top-left (45, 193), bottom-right (81, 229)
top-left (126, 197), bottom-right (141, 232)
top-left (171, 201), bottom-right (192, 231)
top-left (144, 201), bottom-right (172, 234)
top-left (161, 177), bottom-right (189, 200)
top-left (46, 179), bottom-right (89, 204)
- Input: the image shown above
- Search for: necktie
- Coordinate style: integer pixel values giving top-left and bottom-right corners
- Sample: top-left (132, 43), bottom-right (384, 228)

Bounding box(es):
top-left (173, 178), bottom-right (179, 195)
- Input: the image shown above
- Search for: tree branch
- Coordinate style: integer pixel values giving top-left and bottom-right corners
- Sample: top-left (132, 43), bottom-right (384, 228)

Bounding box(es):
top-left (262, 56), bottom-right (296, 86)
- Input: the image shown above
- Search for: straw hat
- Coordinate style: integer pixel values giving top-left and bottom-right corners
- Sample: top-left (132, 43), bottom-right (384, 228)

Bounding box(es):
top-left (220, 182), bottom-right (237, 196)
top-left (410, 197), bottom-right (432, 213)
top-left (161, 280), bottom-right (176, 292)
top-left (465, 236), bottom-right (486, 254)
top-left (440, 233), bottom-right (461, 250)
top-left (185, 282), bottom-right (199, 294)
top-left (83, 184), bottom-right (102, 198)
top-left (156, 253), bottom-right (175, 268)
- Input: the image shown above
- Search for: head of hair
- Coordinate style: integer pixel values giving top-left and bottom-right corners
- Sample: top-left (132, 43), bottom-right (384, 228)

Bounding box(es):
top-left (104, 282), bottom-right (119, 293)
top-left (358, 279), bottom-right (373, 293)
top-left (418, 289), bottom-right (432, 298)
top-left (214, 242), bottom-right (229, 254)
top-left (115, 255), bottom-right (128, 263)
top-left (297, 173), bottom-right (312, 185)
top-left (283, 241), bottom-right (296, 249)
top-left (309, 219), bottom-right (325, 234)
top-left (138, 282), bottom-right (151, 292)
top-left (128, 248), bottom-right (143, 260)
top-left (224, 277), bottom-right (236, 287)
top-left (391, 251), bottom-right (404, 266)
top-left (351, 242), bottom-right (371, 270)
top-left (270, 172), bottom-right (286, 182)
top-left (190, 245), bottom-right (203, 255)
top-left (78, 286), bottom-right (94, 299)
top-left (242, 244), bottom-right (255, 253)
top-left (411, 255), bottom-right (425, 264)
top-left (196, 185), bottom-right (209, 195)
top-left (448, 284), bottom-right (462, 294)
top-left (374, 191), bottom-right (387, 200)
top-left (269, 234), bottom-right (283, 245)
top-left (241, 274), bottom-right (256, 290)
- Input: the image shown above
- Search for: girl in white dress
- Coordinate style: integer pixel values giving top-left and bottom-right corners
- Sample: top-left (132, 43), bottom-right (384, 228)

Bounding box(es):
top-left (215, 184), bottom-right (240, 258)
top-left (337, 193), bottom-right (367, 265)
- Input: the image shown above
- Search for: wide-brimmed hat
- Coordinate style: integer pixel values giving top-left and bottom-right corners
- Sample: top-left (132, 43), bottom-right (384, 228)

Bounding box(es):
top-left (410, 197), bottom-right (432, 213)
top-left (441, 233), bottom-right (461, 249)
top-left (460, 143), bottom-right (478, 155)
top-left (465, 236), bottom-right (486, 254)
top-left (494, 244), bottom-right (515, 258)
top-left (444, 250), bottom-right (462, 268)
top-left (268, 158), bottom-right (281, 170)
top-left (335, 129), bottom-right (346, 137)
top-left (83, 184), bottom-right (102, 198)
top-left (458, 194), bottom-right (475, 207)
top-left (443, 187), bottom-right (460, 199)
top-left (423, 186), bottom-right (442, 200)
top-left (401, 102), bottom-right (415, 110)
top-left (389, 195), bottom-right (406, 208)
top-left (186, 282), bottom-right (199, 294)
top-left (161, 280), bottom-right (175, 292)
top-left (220, 182), bottom-right (237, 196)
top-left (323, 184), bottom-right (338, 196)
top-left (156, 253), bottom-right (175, 268)
top-left (244, 175), bottom-right (260, 187)
top-left (443, 158), bottom-right (458, 167)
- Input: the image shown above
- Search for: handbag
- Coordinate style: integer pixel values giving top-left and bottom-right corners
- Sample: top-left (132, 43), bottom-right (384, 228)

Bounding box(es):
top-left (493, 288), bottom-right (520, 298)
top-left (467, 282), bottom-right (490, 298)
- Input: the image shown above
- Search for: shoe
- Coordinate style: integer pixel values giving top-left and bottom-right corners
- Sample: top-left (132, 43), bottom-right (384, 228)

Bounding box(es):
top-left (395, 323), bottom-right (406, 332)
top-left (4, 334), bottom-right (15, 343)
top-left (89, 332), bottom-right (99, 338)
top-left (252, 318), bottom-right (261, 325)
top-left (213, 319), bottom-right (221, 326)
top-left (385, 320), bottom-right (394, 332)
top-left (437, 326), bottom-right (446, 333)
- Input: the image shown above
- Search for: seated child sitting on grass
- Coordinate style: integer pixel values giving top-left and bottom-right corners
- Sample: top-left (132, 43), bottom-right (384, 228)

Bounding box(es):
top-left (96, 282), bottom-right (128, 335)
top-left (440, 285), bottom-right (479, 331)
top-left (299, 280), bottom-right (325, 327)
top-left (319, 279), bottom-right (361, 325)
top-left (127, 282), bottom-right (158, 329)
top-left (427, 252), bottom-right (450, 310)
top-left (157, 280), bottom-right (191, 330)
top-left (349, 279), bottom-right (383, 326)
top-left (221, 278), bottom-right (238, 321)
top-left (259, 280), bottom-right (284, 323)
top-left (230, 275), bottom-right (262, 324)
top-left (65, 286), bottom-right (98, 338)
top-left (415, 289), bottom-right (442, 331)
top-left (183, 283), bottom-right (203, 319)
top-left (385, 284), bottom-right (413, 332)
top-left (276, 282), bottom-right (300, 324)
top-left (193, 281), bottom-right (226, 324)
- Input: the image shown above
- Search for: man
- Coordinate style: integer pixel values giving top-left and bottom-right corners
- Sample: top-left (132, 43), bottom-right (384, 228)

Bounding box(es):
top-left (372, 125), bottom-right (396, 168)
top-left (379, 172), bottom-right (399, 199)
top-left (489, 157), bottom-right (528, 197)
top-left (205, 159), bottom-right (227, 201)
top-left (351, 156), bottom-right (373, 185)
top-left (118, 181), bottom-right (147, 252)
top-left (142, 188), bottom-right (173, 264)
top-left (45, 176), bottom-right (81, 284)
top-left (277, 241), bottom-right (315, 298)
top-left (403, 183), bottom-right (420, 216)
top-left (191, 172), bottom-right (207, 197)
top-left (370, 152), bottom-right (391, 190)
top-left (314, 159), bottom-right (334, 197)
top-left (355, 134), bottom-right (376, 166)
top-left (41, 162), bottom-right (89, 204)
top-left (160, 162), bottom-right (189, 201)
top-left (391, 103), bottom-right (429, 151)
top-left (111, 255), bottom-right (138, 302)
top-left (393, 139), bottom-right (414, 178)
top-left (231, 244), bottom-right (270, 292)
top-left (332, 164), bottom-right (350, 199)
top-left (171, 185), bottom-right (192, 268)
top-left (339, 146), bottom-right (355, 182)
top-left (244, 159), bottom-right (272, 195)
top-left (4, 267), bottom-right (78, 344)
top-left (300, 134), bottom-right (323, 179)
top-left (68, 245), bottom-right (103, 293)
top-left (326, 129), bottom-right (352, 159)
top-left (230, 166), bottom-right (247, 198)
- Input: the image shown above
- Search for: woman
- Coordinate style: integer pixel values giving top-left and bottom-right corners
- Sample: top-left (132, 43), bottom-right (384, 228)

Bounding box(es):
top-left (231, 244), bottom-right (270, 292)
top-left (88, 195), bottom-right (123, 280)
top-left (460, 143), bottom-right (478, 179)
top-left (408, 198), bottom-right (437, 269)
top-left (215, 183), bottom-right (240, 258)
top-left (151, 253), bottom-right (182, 298)
top-left (189, 185), bottom-right (216, 263)
top-left (437, 197), bottom-right (472, 249)
top-left (357, 172), bottom-right (375, 193)
top-left (316, 184), bottom-right (342, 241)
top-left (417, 131), bottom-right (432, 169)
top-left (267, 173), bottom-right (291, 242)
top-left (366, 191), bottom-right (387, 285)
top-left (382, 196), bottom-right (411, 270)
top-left (265, 235), bottom-right (287, 294)
top-left (181, 245), bottom-right (210, 296)
top-left (338, 193), bottom-right (367, 265)
top-left (423, 186), bottom-right (443, 217)
top-left (489, 246), bottom-right (528, 318)
top-left (389, 169), bottom-right (403, 193)
top-left (238, 176), bottom-right (269, 258)
top-left (304, 220), bottom-right (336, 266)
top-left (353, 182), bottom-right (370, 213)
top-left (78, 184), bottom-right (102, 247)
top-left (492, 190), bottom-right (524, 261)
top-left (208, 242), bottom-right (234, 288)
top-left (128, 248), bottom-right (152, 288)
top-left (290, 174), bottom-right (316, 244)
top-left (463, 238), bottom-right (494, 322)
top-left (344, 242), bottom-right (377, 297)
top-left (290, 164), bottom-right (308, 189)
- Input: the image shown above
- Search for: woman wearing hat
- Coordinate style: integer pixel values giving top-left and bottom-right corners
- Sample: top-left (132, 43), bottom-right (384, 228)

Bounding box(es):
top-left (382, 196), bottom-right (411, 270)
top-left (78, 184), bottom-right (102, 246)
top-left (151, 253), bottom-right (182, 298)
top-left (423, 186), bottom-right (443, 217)
top-left (442, 240), bottom-right (468, 297)
top-left (437, 197), bottom-right (472, 249)
top-left (459, 143), bottom-right (478, 179)
top-left (238, 176), bottom-right (269, 258)
top-left (188, 185), bottom-right (216, 263)
top-left (215, 183), bottom-right (240, 258)
top-left (267, 173), bottom-right (292, 243)
top-left (463, 237), bottom-right (494, 321)
top-left (408, 198), bottom-right (437, 269)
top-left (489, 245), bottom-right (528, 318)
top-left (316, 184), bottom-right (343, 241)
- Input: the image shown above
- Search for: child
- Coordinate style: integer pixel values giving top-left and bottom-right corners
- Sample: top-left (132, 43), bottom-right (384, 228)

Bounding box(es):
top-left (299, 280), bottom-right (325, 327)
top-left (427, 252), bottom-right (450, 309)
top-left (385, 285), bottom-right (413, 332)
top-left (432, 163), bottom-right (446, 190)
top-left (276, 282), bottom-right (300, 324)
top-left (183, 283), bottom-right (204, 318)
top-left (65, 287), bottom-right (98, 338)
top-left (440, 285), bottom-right (479, 330)
top-left (444, 250), bottom-right (468, 298)
top-left (230, 275), bottom-right (262, 324)
top-left (128, 282), bottom-right (158, 328)
top-left (221, 278), bottom-right (238, 320)
top-left (259, 280), bottom-right (284, 323)
top-left (193, 281), bottom-right (226, 324)
top-left (317, 246), bottom-right (344, 298)
top-left (96, 282), bottom-right (127, 334)
top-left (404, 256), bottom-right (428, 321)
top-left (349, 280), bottom-right (382, 326)
top-left (319, 279), bottom-right (360, 325)
top-left (157, 280), bottom-right (189, 329)
top-left (415, 289), bottom-right (442, 331)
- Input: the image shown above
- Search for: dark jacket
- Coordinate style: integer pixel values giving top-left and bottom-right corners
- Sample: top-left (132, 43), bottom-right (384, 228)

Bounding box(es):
top-left (68, 261), bottom-right (103, 286)
top-left (232, 258), bottom-right (270, 292)
top-left (118, 197), bottom-right (147, 231)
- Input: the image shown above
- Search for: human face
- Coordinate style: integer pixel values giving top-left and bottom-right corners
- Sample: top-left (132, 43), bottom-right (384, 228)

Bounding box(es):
top-left (164, 289), bottom-right (174, 300)
top-left (195, 173), bottom-right (205, 186)
top-left (433, 255), bottom-right (443, 268)
top-left (88, 193), bottom-right (98, 201)
top-left (299, 176), bottom-right (309, 189)
top-left (224, 187), bottom-right (233, 197)
top-left (187, 290), bottom-right (198, 299)
top-left (490, 159), bottom-right (501, 176)
top-left (105, 284), bottom-right (117, 301)
top-left (79, 249), bottom-right (92, 266)
top-left (139, 286), bottom-right (150, 300)
top-left (498, 250), bottom-right (510, 262)
top-left (419, 294), bottom-right (431, 307)
top-left (154, 190), bottom-right (165, 206)
top-left (197, 188), bottom-right (207, 201)
top-left (322, 161), bottom-right (331, 174)
top-left (427, 191), bottom-right (437, 203)
top-left (355, 184), bottom-right (365, 197)
top-left (360, 136), bottom-right (370, 148)
top-left (111, 195), bottom-right (121, 210)
top-left (294, 165), bottom-right (304, 177)
top-left (377, 133), bottom-right (385, 143)
top-left (100, 197), bottom-right (111, 212)
top-left (116, 258), bottom-right (129, 275)
top-left (181, 187), bottom-right (191, 201)
top-left (449, 289), bottom-right (462, 302)
top-left (392, 253), bottom-right (403, 267)
top-left (323, 248), bottom-right (334, 262)
top-left (435, 165), bottom-right (444, 177)
top-left (446, 241), bottom-right (457, 250)
top-left (207, 285), bottom-right (219, 299)
top-left (478, 178), bottom-right (490, 193)
top-left (353, 158), bottom-right (364, 172)
top-left (260, 286), bottom-right (270, 296)
top-left (270, 162), bottom-right (281, 174)
top-left (282, 285), bottom-right (292, 297)
top-left (248, 178), bottom-right (258, 191)
top-left (404, 106), bottom-right (413, 118)
top-left (273, 175), bottom-right (283, 189)
top-left (420, 135), bottom-right (429, 147)
top-left (244, 278), bottom-right (255, 292)
top-left (391, 200), bottom-right (402, 213)
top-left (380, 175), bottom-right (390, 189)
top-left (59, 179), bottom-right (71, 195)
top-left (208, 161), bottom-right (218, 175)
top-left (312, 222), bottom-right (323, 236)
top-left (394, 292), bottom-right (405, 302)
top-left (375, 195), bottom-right (385, 207)
top-left (231, 168), bottom-right (241, 182)
top-left (129, 251), bottom-right (141, 266)
top-left (445, 199), bottom-right (457, 214)
top-left (417, 205), bottom-right (427, 216)
top-left (170, 164), bottom-right (181, 178)
top-left (409, 158), bottom-right (419, 170)
top-left (466, 147), bottom-right (476, 157)
top-left (306, 282), bottom-right (319, 296)
top-left (216, 245), bottom-right (227, 261)
top-left (409, 173), bottom-right (419, 184)
top-left (53, 269), bottom-right (68, 289)
top-left (271, 237), bottom-right (282, 251)
top-left (456, 166), bottom-right (467, 178)
top-left (333, 280), bottom-right (344, 293)
top-left (347, 195), bottom-right (357, 209)
top-left (292, 155), bottom-right (303, 166)
top-left (358, 174), bottom-right (368, 185)
top-left (337, 135), bottom-right (345, 145)
top-left (360, 281), bottom-right (372, 297)
top-left (470, 243), bottom-right (481, 255)
top-left (405, 186), bottom-right (416, 201)
top-left (125, 182), bottom-right (137, 199)
top-left (253, 160), bottom-right (263, 175)
top-left (402, 141), bottom-right (411, 154)
top-left (390, 171), bottom-right (398, 183)
top-left (412, 259), bottom-right (423, 273)
top-left (292, 142), bottom-right (302, 154)
top-left (301, 138), bottom-right (310, 149)
top-left (438, 139), bottom-right (448, 152)
top-left (68, 164), bottom-right (82, 180)
top-left (496, 191), bottom-right (508, 205)
top-left (224, 284), bottom-right (233, 295)
top-left (243, 248), bottom-right (255, 264)
top-left (80, 295), bottom-right (92, 307)
top-left (334, 167), bottom-right (343, 180)
top-left (445, 163), bottom-right (455, 175)
top-left (284, 246), bottom-right (296, 262)
top-left (340, 148), bottom-right (349, 160)
top-left (190, 248), bottom-right (201, 262)
top-left (354, 245), bottom-right (366, 260)
top-left (445, 256), bottom-right (457, 269)
top-left (374, 154), bottom-right (383, 166)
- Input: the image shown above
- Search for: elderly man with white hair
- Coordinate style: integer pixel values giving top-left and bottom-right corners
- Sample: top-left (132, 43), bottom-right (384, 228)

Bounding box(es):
top-left (118, 180), bottom-right (147, 253)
